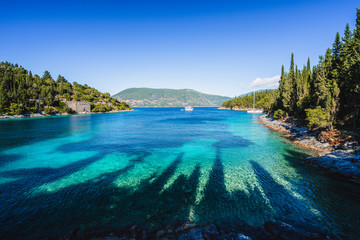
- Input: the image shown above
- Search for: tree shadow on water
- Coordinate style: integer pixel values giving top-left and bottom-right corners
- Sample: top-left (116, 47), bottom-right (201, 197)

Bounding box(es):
top-left (280, 148), bottom-right (360, 239)
top-left (194, 149), bottom-right (272, 233)
top-left (0, 152), bottom-right (151, 238)
top-left (0, 152), bottom-right (203, 240)
top-left (0, 152), bottom-right (107, 201)
top-left (249, 160), bottom-right (320, 230)
top-left (0, 153), bottom-right (23, 168)
top-left (110, 152), bottom-right (201, 226)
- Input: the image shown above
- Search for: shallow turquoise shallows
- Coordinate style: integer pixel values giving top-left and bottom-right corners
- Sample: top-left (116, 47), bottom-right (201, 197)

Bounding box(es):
top-left (0, 108), bottom-right (359, 239)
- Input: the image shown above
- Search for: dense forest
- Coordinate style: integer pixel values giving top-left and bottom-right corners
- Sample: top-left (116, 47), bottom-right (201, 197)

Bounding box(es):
top-left (271, 9), bottom-right (360, 130)
top-left (221, 89), bottom-right (278, 111)
top-left (224, 9), bottom-right (360, 130)
top-left (0, 62), bottom-right (130, 115)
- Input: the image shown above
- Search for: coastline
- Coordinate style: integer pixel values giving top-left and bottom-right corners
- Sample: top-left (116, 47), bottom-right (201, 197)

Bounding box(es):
top-left (0, 109), bottom-right (134, 121)
top-left (259, 114), bottom-right (360, 182)
top-left (218, 106), bottom-right (248, 111)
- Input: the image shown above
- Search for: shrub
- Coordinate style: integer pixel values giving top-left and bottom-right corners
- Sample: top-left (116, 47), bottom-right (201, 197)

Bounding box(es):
top-left (9, 103), bottom-right (26, 115)
top-left (273, 109), bottom-right (285, 119)
top-left (305, 107), bottom-right (331, 130)
top-left (64, 106), bottom-right (75, 114)
top-left (44, 107), bottom-right (55, 115)
top-left (92, 103), bottom-right (108, 112)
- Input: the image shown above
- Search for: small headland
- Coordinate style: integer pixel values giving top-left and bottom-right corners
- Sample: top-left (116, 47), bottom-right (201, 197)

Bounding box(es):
top-left (0, 109), bottom-right (134, 120)
top-left (259, 114), bottom-right (360, 182)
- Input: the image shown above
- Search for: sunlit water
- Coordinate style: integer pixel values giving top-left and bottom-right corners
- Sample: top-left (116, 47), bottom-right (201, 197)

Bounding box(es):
top-left (0, 108), bottom-right (359, 239)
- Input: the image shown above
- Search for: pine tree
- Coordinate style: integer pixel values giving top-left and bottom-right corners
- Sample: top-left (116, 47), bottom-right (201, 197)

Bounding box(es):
top-left (343, 23), bottom-right (351, 42)
top-left (313, 62), bottom-right (328, 109)
top-left (350, 8), bottom-right (360, 128)
top-left (42, 71), bottom-right (52, 80)
top-left (339, 9), bottom-right (360, 128)
top-left (355, 8), bottom-right (360, 39)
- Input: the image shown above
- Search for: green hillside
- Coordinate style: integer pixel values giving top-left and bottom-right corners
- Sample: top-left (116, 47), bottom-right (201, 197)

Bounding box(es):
top-left (221, 89), bottom-right (278, 111)
top-left (0, 62), bottom-right (131, 115)
top-left (113, 88), bottom-right (231, 107)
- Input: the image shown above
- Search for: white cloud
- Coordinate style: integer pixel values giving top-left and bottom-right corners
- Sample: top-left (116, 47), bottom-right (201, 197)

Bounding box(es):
top-left (250, 75), bottom-right (280, 89)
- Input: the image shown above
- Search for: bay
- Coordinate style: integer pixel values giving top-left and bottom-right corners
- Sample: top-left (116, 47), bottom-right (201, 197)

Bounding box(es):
top-left (0, 108), bottom-right (359, 239)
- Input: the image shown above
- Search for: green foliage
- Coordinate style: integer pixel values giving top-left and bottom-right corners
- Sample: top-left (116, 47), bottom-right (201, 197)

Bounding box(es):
top-left (221, 89), bottom-right (278, 112)
top-left (91, 100), bottom-right (130, 112)
top-left (92, 103), bottom-right (110, 112)
top-left (9, 103), bottom-right (26, 115)
top-left (305, 108), bottom-right (331, 130)
top-left (271, 9), bottom-right (360, 129)
top-left (42, 71), bottom-right (52, 80)
top-left (44, 107), bottom-right (55, 115)
top-left (55, 101), bottom-right (74, 114)
top-left (113, 88), bottom-right (231, 107)
top-left (273, 109), bottom-right (285, 119)
top-left (0, 62), bottom-right (131, 115)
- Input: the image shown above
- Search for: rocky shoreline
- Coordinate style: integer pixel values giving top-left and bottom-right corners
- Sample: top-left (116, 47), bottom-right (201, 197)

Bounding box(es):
top-left (0, 109), bottom-right (134, 120)
top-left (58, 220), bottom-right (334, 240)
top-left (218, 107), bottom-right (248, 111)
top-left (259, 114), bottom-right (360, 181)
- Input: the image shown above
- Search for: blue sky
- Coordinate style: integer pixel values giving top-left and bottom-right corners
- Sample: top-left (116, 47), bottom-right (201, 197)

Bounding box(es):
top-left (1, 0), bottom-right (359, 97)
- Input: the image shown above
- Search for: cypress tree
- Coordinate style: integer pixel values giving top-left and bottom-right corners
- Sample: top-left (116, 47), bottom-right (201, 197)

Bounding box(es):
top-left (281, 61), bottom-right (292, 112)
top-left (279, 65), bottom-right (285, 107)
top-left (332, 32), bottom-right (342, 60)
top-left (289, 53), bottom-right (297, 114)
top-left (307, 58), bottom-right (311, 74)
top-left (306, 58), bottom-right (312, 94)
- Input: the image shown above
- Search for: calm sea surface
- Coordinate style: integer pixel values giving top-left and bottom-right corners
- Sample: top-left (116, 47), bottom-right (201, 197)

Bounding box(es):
top-left (0, 108), bottom-right (359, 239)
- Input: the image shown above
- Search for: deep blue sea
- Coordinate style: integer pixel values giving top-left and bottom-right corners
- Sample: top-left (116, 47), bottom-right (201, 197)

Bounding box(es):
top-left (0, 108), bottom-right (359, 239)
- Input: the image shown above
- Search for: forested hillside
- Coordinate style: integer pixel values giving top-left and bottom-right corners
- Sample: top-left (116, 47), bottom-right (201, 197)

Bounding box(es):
top-left (0, 62), bottom-right (130, 115)
top-left (221, 90), bottom-right (278, 111)
top-left (271, 9), bottom-right (360, 130)
top-left (113, 88), bottom-right (231, 107)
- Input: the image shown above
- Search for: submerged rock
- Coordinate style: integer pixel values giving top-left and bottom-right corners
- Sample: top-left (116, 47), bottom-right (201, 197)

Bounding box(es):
top-left (306, 150), bottom-right (360, 179)
top-left (201, 224), bottom-right (219, 239)
top-left (264, 221), bottom-right (306, 240)
top-left (263, 221), bottom-right (332, 240)
top-left (67, 220), bottom-right (334, 240)
top-left (175, 222), bottom-right (198, 234)
top-left (259, 114), bottom-right (360, 181)
top-left (229, 233), bottom-right (252, 240)
top-left (178, 228), bottom-right (204, 240)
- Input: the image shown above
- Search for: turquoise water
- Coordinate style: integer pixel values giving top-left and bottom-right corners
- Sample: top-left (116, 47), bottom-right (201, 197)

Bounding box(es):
top-left (0, 108), bottom-right (359, 239)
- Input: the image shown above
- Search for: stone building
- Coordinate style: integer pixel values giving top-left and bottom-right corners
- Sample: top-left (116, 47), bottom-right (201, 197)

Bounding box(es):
top-left (65, 101), bottom-right (91, 113)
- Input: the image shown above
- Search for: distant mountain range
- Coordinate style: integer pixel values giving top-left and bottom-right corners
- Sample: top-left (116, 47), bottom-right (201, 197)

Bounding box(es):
top-left (112, 88), bottom-right (231, 107)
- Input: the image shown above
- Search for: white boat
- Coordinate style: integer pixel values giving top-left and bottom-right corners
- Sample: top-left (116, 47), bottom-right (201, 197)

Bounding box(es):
top-left (247, 91), bottom-right (263, 114)
top-left (184, 106), bottom-right (193, 111)
top-left (247, 109), bottom-right (263, 114)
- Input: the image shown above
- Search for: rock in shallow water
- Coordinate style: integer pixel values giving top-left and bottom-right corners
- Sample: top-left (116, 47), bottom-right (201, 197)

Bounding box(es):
top-left (201, 224), bottom-right (219, 239)
top-left (263, 221), bottom-right (331, 240)
top-left (306, 151), bottom-right (360, 179)
top-left (229, 233), bottom-right (252, 240)
top-left (178, 228), bottom-right (204, 240)
top-left (264, 221), bottom-right (306, 240)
